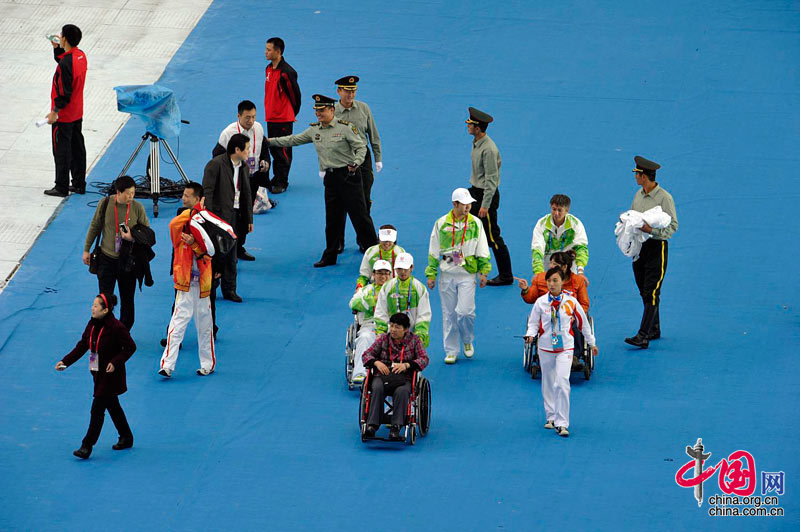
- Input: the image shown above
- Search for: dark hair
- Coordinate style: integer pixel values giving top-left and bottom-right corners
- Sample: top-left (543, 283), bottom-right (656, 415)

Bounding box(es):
top-left (389, 312), bottom-right (411, 329)
top-left (379, 224), bottom-right (397, 231)
top-left (237, 100), bottom-right (256, 114)
top-left (61, 24), bottom-right (82, 46)
top-left (267, 37), bottom-right (285, 54)
top-left (227, 133), bottom-right (250, 155)
top-left (115, 175), bottom-right (137, 192)
top-left (550, 194), bottom-right (571, 208)
top-left (640, 170), bottom-right (656, 181)
top-left (184, 181), bottom-right (204, 199)
top-left (549, 251), bottom-right (574, 279)
top-left (475, 121), bottom-right (489, 132)
top-left (545, 267), bottom-right (563, 281)
top-left (97, 293), bottom-right (118, 312)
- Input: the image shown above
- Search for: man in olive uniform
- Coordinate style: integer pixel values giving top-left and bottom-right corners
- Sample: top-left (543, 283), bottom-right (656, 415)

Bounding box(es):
top-left (334, 75), bottom-right (382, 213)
top-left (267, 94), bottom-right (378, 267)
top-left (465, 107), bottom-right (513, 286)
top-left (624, 155), bottom-right (678, 349)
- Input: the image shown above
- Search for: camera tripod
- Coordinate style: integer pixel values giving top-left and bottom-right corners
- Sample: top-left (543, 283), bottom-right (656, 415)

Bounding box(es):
top-left (117, 131), bottom-right (189, 217)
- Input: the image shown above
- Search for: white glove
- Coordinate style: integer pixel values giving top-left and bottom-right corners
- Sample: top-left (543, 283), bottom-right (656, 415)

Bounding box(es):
top-left (318, 171), bottom-right (325, 179)
top-left (375, 161), bottom-right (383, 172)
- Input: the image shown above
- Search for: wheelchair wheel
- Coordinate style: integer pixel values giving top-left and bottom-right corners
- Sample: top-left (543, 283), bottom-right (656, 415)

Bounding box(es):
top-left (417, 376), bottom-right (431, 437)
top-left (530, 342), bottom-right (540, 379)
top-left (409, 424), bottom-right (417, 445)
top-left (346, 354), bottom-right (354, 390)
top-left (583, 316), bottom-right (595, 381)
top-left (358, 380), bottom-right (368, 441)
top-left (523, 341), bottom-right (532, 373)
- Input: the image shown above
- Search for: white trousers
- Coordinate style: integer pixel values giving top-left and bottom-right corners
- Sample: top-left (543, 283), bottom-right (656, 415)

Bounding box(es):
top-left (438, 272), bottom-right (476, 357)
top-left (160, 281), bottom-right (215, 372)
top-left (353, 327), bottom-right (376, 378)
top-left (539, 348), bottom-right (573, 427)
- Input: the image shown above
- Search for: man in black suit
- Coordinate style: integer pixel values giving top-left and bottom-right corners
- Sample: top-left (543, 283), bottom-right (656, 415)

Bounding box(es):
top-left (202, 133), bottom-right (253, 302)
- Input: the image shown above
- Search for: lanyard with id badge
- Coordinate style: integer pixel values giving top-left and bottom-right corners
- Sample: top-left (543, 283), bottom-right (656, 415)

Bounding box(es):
top-left (89, 325), bottom-right (104, 372)
top-left (237, 124), bottom-right (258, 173)
top-left (392, 279), bottom-right (413, 314)
top-left (442, 216), bottom-right (468, 266)
top-left (549, 294), bottom-right (564, 351)
top-left (114, 200), bottom-right (131, 253)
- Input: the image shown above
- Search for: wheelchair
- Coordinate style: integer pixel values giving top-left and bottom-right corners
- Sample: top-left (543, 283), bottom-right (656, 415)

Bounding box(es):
top-left (344, 313), bottom-right (360, 390)
top-left (523, 316), bottom-right (595, 380)
top-left (358, 370), bottom-right (431, 445)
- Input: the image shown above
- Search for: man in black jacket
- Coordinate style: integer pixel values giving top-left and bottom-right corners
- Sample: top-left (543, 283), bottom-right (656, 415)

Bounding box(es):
top-left (264, 37), bottom-right (301, 194)
top-left (202, 133), bottom-right (253, 302)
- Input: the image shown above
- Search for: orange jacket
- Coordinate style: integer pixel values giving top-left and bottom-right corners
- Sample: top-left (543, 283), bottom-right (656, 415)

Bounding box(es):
top-left (521, 272), bottom-right (590, 312)
top-left (170, 207), bottom-right (212, 297)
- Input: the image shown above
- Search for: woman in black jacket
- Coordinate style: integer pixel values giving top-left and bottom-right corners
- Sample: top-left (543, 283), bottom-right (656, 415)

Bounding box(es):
top-left (55, 293), bottom-right (136, 459)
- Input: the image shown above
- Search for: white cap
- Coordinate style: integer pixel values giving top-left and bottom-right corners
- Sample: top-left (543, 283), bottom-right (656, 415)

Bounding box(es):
top-left (451, 187), bottom-right (476, 204)
top-left (394, 252), bottom-right (414, 269)
top-left (378, 227), bottom-right (397, 242)
top-left (372, 259), bottom-right (392, 272)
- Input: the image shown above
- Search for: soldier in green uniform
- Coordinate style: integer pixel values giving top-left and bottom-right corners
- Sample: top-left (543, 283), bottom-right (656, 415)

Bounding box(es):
top-left (465, 107), bottom-right (514, 286)
top-left (267, 94), bottom-right (378, 267)
top-left (334, 75), bottom-right (382, 213)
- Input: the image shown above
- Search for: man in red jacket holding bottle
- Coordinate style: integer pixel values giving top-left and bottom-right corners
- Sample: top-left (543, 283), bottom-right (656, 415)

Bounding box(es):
top-left (45, 24), bottom-right (87, 197)
top-left (263, 37), bottom-right (301, 194)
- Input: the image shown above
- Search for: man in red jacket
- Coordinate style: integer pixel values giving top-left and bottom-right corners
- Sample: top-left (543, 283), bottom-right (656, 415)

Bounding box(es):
top-left (263, 37), bottom-right (301, 194)
top-left (45, 24), bottom-right (87, 197)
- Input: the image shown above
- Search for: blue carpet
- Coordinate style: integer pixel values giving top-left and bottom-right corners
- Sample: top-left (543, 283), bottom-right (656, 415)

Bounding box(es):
top-left (1, 1), bottom-right (798, 530)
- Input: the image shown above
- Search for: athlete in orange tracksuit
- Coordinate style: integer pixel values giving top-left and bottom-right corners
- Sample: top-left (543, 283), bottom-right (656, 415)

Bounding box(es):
top-left (159, 186), bottom-right (215, 378)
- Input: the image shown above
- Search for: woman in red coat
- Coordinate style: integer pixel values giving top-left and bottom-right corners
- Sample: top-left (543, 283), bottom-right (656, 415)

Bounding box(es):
top-left (55, 294), bottom-right (136, 459)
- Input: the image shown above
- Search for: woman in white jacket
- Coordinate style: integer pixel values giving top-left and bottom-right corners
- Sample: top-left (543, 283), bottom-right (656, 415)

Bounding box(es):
top-left (524, 267), bottom-right (598, 437)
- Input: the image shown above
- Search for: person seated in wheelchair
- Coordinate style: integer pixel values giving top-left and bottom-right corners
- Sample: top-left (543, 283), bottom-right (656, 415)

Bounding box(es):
top-left (348, 260), bottom-right (393, 384)
top-left (362, 312), bottom-right (429, 440)
top-left (518, 250), bottom-right (591, 366)
top-left (524, 267), bottom-right (598, 437)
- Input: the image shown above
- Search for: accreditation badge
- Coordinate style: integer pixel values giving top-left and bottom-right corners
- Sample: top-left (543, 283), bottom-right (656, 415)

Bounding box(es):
top-left (114, 234), bottom-right (122, 253)
top-left (89, 351), bottom-right (99, 372)
top-left (246, 156), bottom-right (256, 173)
top-left (551, 334), bottom-right (564, 351)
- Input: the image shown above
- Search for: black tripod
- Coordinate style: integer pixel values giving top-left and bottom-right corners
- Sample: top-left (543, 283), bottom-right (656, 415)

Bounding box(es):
top-left (117, 131), bottom-right (189, 217)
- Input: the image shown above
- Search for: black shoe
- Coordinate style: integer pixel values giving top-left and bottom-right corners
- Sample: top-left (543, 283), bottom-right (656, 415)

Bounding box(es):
top-left (624, 334), bottom-right (650, 349)
top-left (160, 338), bottom-right (167, 347)
top-left (365, 424), bottom-right (378, 438)
top-left (269, 199), bottom-right (278, 209)
top-left (69, 185), bottom-right (86, 194)
top-left (73, 445), bottom-right (92, 459)
top-left (238, 250), bottom-right (255, 261)
top-left (223, 292), bottom-right (243, 303)
top-left (388, 425), bottom-right (402, 441)
top-left (112, 437), bottom-right (133, 450)
top-left (486, 275), bottom-right (514, 286)
top-left (271, 185), bottom-right (287, 194)
top-left (314, 258), bottom-right (336, 268)
top-left (44, 187), bottom-right (68, 197)
top-left (647, 332), bottom-right (661, 340)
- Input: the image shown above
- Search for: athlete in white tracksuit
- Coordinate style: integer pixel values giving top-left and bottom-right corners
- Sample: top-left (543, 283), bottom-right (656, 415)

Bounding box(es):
top-left (525, 269), bottom-right (597, 435)
top-left (426, 188), bottom-right (492, 364)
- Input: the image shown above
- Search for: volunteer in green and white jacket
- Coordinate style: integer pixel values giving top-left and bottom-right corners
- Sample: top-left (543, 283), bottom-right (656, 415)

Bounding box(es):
top-left (531, 194), bottom-right (589, 275)
top-left (355, 224), bottom-right (405, 289)
top-left (374, 253), bottom-right (431, 347)
top-left (425, 188), bottom-right (491, 364)
top-left (348, 260), bottom-right (392, 383)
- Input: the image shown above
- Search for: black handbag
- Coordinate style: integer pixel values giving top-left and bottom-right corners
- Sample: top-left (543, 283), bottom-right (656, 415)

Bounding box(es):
top-left (88, 197), bottom-right (110, 274)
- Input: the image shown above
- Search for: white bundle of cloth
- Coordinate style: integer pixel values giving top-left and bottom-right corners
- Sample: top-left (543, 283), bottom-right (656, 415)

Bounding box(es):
top-left (615, 206), bottom-right (672, 261)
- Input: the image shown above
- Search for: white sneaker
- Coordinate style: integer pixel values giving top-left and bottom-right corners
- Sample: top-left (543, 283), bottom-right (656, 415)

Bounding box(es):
top-left (158, 368), bottom-right (172, 378)
top-left (444, 353), bottom-right (458, 364)
top-left (352, 373), bottom-right (365, 384)
top-left (196, 368), bottom-right (214, 376)
top-left (556, 426), bottom-right (570, 437)
top-left (463, 343), bottom-right (475, 358)
top-left (543, 420), bottom-right (555, 429)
